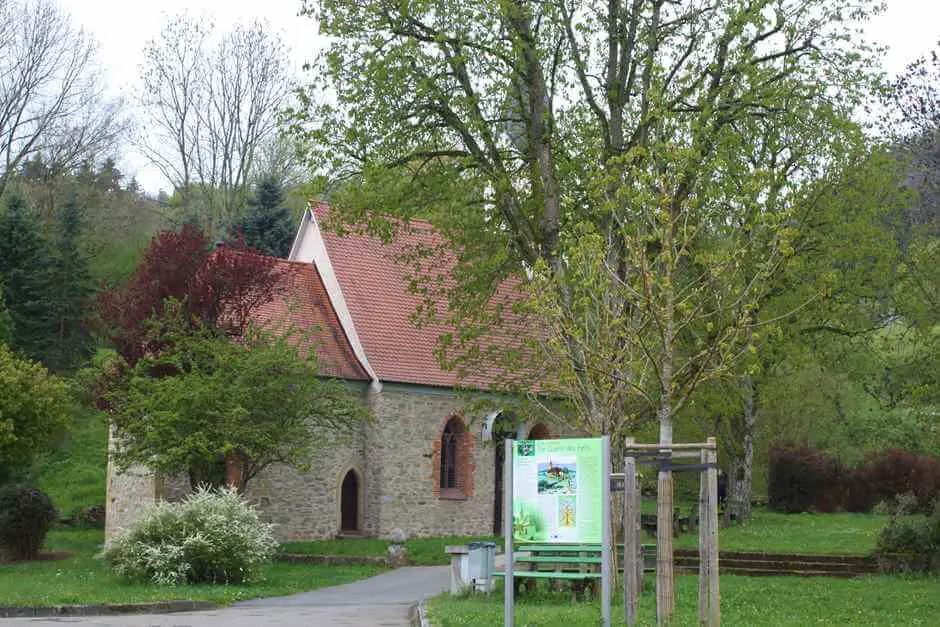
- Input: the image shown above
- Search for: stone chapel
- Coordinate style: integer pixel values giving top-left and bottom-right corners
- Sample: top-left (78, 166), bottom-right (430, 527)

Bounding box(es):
top-left (105, 204), bottom-right (557, 543)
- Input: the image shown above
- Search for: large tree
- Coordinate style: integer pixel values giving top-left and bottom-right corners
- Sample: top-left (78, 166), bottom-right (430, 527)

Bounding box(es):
top-left (137, 16), bottom-right (292, 234)
top-left (0, 0), bottom-right (123, 198)
top-left (0, 193), bottom-right (57, 363)
top-left (296, 0), bottom-right (882, 613)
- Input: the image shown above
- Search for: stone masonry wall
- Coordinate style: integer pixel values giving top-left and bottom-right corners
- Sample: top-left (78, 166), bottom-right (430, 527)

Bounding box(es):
top-left (245, 434), bottom-right (369, 542)
top-left (368, 386), bottom-right (497, 538)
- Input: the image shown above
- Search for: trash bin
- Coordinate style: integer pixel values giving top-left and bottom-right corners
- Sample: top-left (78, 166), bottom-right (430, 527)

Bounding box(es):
top-left (467, 541), bottom-right (496, 593)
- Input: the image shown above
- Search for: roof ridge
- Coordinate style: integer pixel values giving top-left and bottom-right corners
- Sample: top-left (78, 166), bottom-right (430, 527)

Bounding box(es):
top-left (311, 201), bottom-right (439, 237)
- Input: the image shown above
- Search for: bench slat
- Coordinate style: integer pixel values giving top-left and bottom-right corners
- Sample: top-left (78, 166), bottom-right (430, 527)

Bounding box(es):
top-left (515, 556), bottom-right (602, 564)
top-left (492, 571), bottom-right (601, 580)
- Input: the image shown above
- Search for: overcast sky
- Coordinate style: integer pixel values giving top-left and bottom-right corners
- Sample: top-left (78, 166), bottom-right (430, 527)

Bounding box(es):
top-left (57, 0), bottom-right (940, 193)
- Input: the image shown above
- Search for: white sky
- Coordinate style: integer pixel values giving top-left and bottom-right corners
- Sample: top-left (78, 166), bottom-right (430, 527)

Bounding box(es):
top-left (56, 0), bottom-right (940, 194)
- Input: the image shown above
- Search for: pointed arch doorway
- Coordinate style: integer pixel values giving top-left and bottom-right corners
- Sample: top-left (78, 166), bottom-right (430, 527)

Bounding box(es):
top-left (340, 469), bottom-right (360, 533)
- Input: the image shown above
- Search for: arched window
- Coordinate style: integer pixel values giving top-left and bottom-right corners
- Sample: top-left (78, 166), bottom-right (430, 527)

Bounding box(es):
top-left (440, 419), bottom-right (460, 490)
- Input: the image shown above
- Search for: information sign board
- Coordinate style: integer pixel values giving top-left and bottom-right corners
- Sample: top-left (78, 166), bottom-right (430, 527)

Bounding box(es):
top-left (511, 437), bottom-right (604, 543)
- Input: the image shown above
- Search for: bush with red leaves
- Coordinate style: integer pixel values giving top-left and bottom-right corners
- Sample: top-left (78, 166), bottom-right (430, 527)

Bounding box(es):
top-left (95, 225), bottom-right (283, 364)
top-left (768, 442), bottom-right (845, 513)
top-left (861, 449), bottom-right (940, 514)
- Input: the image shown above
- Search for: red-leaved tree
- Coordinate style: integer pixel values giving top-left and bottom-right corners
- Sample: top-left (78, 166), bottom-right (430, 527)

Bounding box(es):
top-left (96, 224), bottom-right (284, 363)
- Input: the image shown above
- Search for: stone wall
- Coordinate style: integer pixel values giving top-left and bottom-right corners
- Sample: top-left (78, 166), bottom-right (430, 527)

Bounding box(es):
top-left (246, 435), bottom-right (369, 541)
top-left (105, 381), bottom-right (571, 543)
top-left (104, 460), bottom-right (157, 544)
top-left (368, 385), bottom-right (497, 538)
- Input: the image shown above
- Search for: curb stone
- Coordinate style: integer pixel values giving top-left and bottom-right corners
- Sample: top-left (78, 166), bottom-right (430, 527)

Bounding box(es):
top-left (409, 599), bottom-right (431, 627)
top-left (0, 600), bottom-right (218, 618)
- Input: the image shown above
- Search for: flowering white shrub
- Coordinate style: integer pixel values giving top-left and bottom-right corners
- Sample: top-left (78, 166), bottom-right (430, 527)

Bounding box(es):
top-left (104, 486), bottom-right (277, 584)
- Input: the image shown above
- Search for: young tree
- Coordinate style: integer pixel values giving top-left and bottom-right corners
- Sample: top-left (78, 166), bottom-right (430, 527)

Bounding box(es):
top-left (230, 175), bottom-right (295, 257)
top-left (137, 15), bottom-right (292, 233)
top-left (108, 308), bottom-right (369, 492)
top-left (295, 0), bottom-right (883, 612)
top-left (0, 343), bottom-right (70, 484)
top-left (95, 225), bottom-right (284, 364)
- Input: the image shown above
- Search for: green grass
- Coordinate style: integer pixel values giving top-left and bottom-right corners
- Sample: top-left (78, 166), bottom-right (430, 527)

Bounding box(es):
top-left (428, 574), bottom-right (940, 626)
top-left (673, 508), bottom-right (893, 555)
top-left (0, 528), bottom-right (385, 607)
top-left (31, 405), bottom-right (108, 516)
top-left (281, 535), bottom-right (499, 565)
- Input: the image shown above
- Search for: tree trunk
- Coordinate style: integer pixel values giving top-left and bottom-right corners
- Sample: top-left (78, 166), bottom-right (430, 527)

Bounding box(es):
top-left (656, 405), bottom-right (675, 624)
top-left (729, 378), bottom-right (757, 522)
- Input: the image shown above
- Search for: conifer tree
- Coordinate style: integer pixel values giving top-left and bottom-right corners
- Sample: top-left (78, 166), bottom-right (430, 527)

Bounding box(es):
top-left (46, 193), bottom-right (93, 370)
top-left (230, 175), bottom-right (295, 257)
top-left (0, 193), bottom-right (56, 363)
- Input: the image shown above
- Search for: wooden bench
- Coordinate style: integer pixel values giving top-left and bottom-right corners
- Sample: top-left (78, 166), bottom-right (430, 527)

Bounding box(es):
top-left (494, 543), bottom-right (655, 597)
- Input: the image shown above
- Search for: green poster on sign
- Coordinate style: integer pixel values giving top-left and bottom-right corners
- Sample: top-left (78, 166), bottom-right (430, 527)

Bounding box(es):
top-left (511, 438), bottom-right (604, 543)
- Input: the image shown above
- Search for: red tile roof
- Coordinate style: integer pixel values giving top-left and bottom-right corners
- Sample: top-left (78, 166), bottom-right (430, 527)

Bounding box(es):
top-left (312, 205), bottom-right (531, 389)
top-left (251, 259), bottom-right (370, 381)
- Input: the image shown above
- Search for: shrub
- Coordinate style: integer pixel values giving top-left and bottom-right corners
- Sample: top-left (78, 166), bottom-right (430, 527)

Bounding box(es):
top-left (0, 344), bottom-right (70, 481)
top-left (874, 503), bottom-right (940, 574)
top-left (104, 486), bottom-right (277, 585)
top-left (862, 449), bottom-right (940, 514)
top-left (768, 442), bottom-right (843, 513)
top-left (0, 485), bottom-right (58, 560)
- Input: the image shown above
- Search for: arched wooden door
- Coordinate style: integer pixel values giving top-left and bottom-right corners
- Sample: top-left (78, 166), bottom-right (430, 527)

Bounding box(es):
top-left (340, 470), bottom-right (359, 532)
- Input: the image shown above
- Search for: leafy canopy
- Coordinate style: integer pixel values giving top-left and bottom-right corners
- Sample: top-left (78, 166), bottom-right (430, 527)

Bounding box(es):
top-left (294, 0), bottom-right (884, 444)
top-left (108, 304), bottom-right (370, 492)
top-left (0, 344), bottom-right (70, 484)
top-left (95, 224), bottom-right (284, 364)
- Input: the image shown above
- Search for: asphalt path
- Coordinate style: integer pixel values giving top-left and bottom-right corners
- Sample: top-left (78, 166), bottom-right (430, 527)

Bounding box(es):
top-left (0, 566), bottom-right (449, 627)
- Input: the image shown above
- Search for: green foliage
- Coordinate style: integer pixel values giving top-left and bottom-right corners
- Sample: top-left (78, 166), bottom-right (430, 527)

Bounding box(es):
top-left (0, 292), bottom-right (11, 346)
top-left (230, 175), bottom-right (296, 257)
top-left (108, 305), bottom-right (370, 491)
top-left (0, 344), bottom-right (70, 484)
top-left (0, 193), bottom-right (57, 363)
top-left (0, 485), bottom-right (57, 561)
top-left (875, 504), bottom-right (940, 574)
top-left (45, 193), bottom-right (94, 370)
top-left (295, 0), bottom-right (886, 456)
top-left (104, 487), bottom-right (277, 585)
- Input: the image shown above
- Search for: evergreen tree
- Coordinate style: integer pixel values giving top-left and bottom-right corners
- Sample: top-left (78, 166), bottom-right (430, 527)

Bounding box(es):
top-left (230, 176), bottom-right (295, 257)
top-left (0, 291), bottom-right (12, 346)
top-left (0, 194), bottom-right (56, 363)
top-left (47, 193), bottom-right (93, 370)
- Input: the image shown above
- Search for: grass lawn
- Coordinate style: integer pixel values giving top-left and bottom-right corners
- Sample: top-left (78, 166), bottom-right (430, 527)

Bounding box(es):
top-left (428, 574), bottom-right (940, 626)
top-left (281, 535), bottom-right (499, 566)
top-left (0, 528), bottom-right (385, 607)
top-left (31, 405), bottom-right (108, 517)
top-left (279, 508), bottom-right (891, 566)
top-left (672, 508), bottom-right (892, 555)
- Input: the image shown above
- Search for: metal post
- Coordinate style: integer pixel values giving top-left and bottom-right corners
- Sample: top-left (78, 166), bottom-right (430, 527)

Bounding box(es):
top-left (504, 438), bottom-right (514, 627)
top-left (602, 436), bottom-right (611, 627)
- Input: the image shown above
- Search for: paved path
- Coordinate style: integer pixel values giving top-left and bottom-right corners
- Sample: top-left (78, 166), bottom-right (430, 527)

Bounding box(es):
top-left (0, 566), bottom-right (448, 627)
